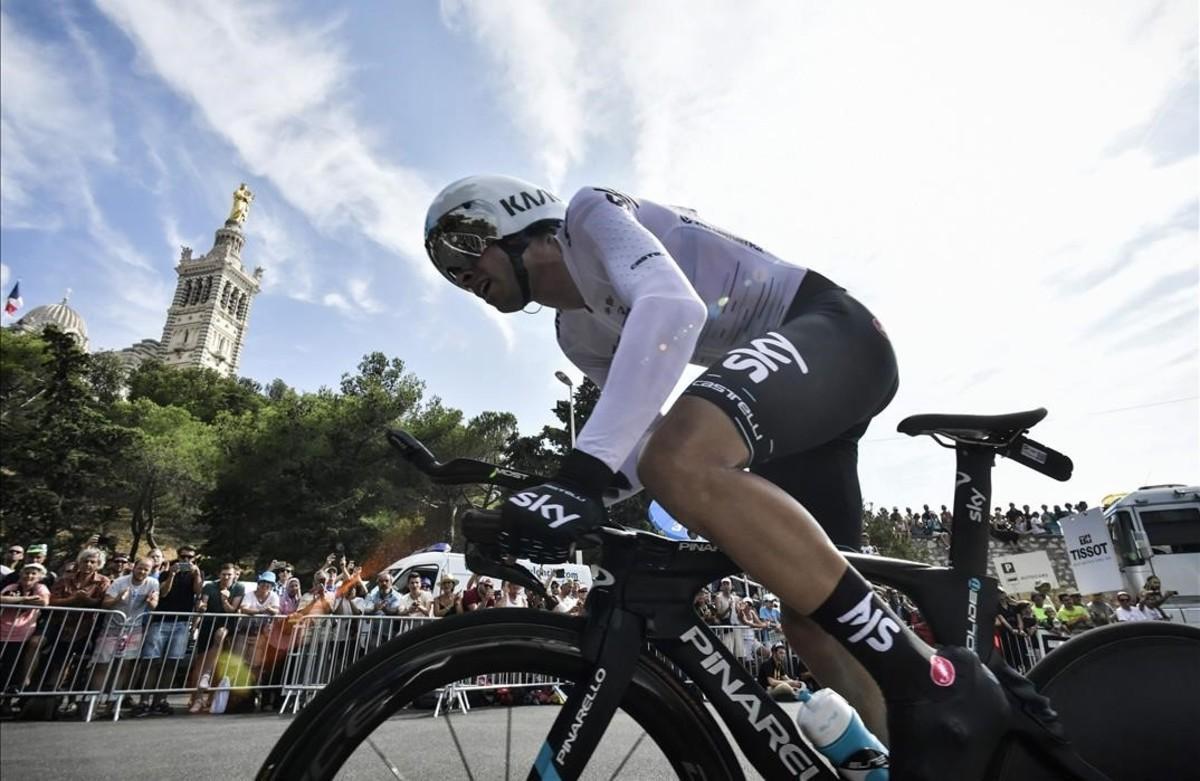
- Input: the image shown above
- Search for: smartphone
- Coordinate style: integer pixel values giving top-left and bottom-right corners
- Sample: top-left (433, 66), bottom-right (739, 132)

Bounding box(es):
top-left (178, 562), bottom-right (193, 573)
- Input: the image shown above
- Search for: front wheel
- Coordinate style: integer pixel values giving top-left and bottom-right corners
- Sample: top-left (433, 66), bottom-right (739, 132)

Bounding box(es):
top-left (258, 609), bottom-right (744, 780)
top-left (989, 621), bottom-right (1200, 780)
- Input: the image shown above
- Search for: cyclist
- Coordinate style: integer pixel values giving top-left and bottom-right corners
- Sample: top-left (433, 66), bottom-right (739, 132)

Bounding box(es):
top-left (425, 174), bottom-right (1010, 778)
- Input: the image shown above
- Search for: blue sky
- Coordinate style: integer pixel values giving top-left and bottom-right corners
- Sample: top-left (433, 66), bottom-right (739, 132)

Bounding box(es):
top-left (2, 1), bottom-right (1197, 511)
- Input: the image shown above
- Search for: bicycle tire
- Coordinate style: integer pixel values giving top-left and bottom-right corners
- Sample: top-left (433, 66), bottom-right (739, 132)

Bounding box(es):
top-left (988, 621), bottom-right (1200, 780)
top-left (258, 609), bottom-right (745, 781)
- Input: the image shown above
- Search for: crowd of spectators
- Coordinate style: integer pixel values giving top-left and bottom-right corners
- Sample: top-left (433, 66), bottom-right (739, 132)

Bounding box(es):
top-left (870, 500), bottom-right (1097, 543)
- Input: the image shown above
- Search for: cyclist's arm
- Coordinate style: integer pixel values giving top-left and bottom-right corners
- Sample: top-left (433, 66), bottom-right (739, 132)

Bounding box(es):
top-left (561, 334), bottom-right (662, 507)
top-left (563, 188), bottom-right (706, 473)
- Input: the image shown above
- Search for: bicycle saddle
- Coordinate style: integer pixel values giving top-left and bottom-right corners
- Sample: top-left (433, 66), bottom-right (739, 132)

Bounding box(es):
top-left (898, 408), bottom-right (1046, 444)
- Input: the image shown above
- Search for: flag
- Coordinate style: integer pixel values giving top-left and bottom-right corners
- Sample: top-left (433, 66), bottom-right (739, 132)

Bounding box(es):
top-left (4, 282), bottom-right (21, 316)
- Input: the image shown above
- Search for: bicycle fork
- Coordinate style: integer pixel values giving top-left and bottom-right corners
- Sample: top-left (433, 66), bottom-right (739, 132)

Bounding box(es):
top-left (527, 605), bottom-right (646, 781)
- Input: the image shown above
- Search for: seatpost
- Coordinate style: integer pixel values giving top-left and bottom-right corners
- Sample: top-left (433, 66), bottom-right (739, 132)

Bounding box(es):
top-left (949, 445), bottom-right (994, 576)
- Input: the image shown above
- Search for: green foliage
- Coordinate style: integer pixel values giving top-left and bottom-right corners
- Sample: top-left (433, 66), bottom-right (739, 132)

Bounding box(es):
top-left (862, 506), bottom-right (932, 563)
top-left (0, 336), bottom-right (521, 572)
top-left (127, 360), bottom-right (262, 423)
top-left (0, 328), bottom-right (136, 553)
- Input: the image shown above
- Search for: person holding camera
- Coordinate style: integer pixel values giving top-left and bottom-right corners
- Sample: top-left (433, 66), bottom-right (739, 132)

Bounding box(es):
top-left (135, 546), bottom-right (203, 716)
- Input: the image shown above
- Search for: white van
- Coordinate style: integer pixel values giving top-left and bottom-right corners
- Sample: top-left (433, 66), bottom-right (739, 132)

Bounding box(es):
top-left (381, 544), bottom-right (592, 595)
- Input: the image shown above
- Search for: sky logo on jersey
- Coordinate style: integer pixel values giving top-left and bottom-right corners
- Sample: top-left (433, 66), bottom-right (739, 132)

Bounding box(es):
top-left (721, 332), bottom-right (808, 384)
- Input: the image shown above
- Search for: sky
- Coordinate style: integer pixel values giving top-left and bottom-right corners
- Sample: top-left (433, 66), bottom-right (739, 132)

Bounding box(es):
top-left (2, 1), bottom-right (1197, 514)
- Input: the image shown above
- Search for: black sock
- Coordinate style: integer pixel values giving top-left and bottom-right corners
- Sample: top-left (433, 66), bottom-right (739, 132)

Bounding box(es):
top-left (809, 567), bottom-right (936, 702)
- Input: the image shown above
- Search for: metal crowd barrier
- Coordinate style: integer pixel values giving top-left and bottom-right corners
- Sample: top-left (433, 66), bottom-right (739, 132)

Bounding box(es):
top-left (0, 602), bottom-right (1080, 724)
top-left (277, 613), bottom-right (435, 713)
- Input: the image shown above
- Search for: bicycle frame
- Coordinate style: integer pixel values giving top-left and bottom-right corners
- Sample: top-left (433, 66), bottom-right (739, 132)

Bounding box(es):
top-left (384, 427), bottom-right (1101, 781)
top-left (530, 442), bottom-right (1006, 780)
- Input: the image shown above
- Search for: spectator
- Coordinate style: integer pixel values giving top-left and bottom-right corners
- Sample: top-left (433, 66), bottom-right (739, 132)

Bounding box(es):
top-left (1, 544), bottom-right (56, 590)
top-left (1040, 504), bottom-right (1051, 520)
top-left (734, 598), bottom-right (768, 667)
top-left (497, 581), bottom-right (528, 608)
top-left (0, 544), bottom-right (23, 577)
top-left (364, 573), bottom-right (402, 616)
top-left (920, 504), bottom-right (937, 528)
top-left (1033, 580), bottom-right (1058, 612)
top-left (573, 586), bottom-right (589, 616)
top-left (939, 505), bottom-right (953, 531)
top-left (1055, 593), bottom-right (1093, 634)
top-left (1142, 575), bottom-right (1178, 604)
top-left (1138, 589), bottom-right (1172, 621)
top-left (432, 576), bottom-right (462, 617)
top-left (241, 572), bottom-right (282, 618)
top-left (1113, 591), bottom-right (1151, 622)
top-left (0, 563), bottom-right (51, 698)
top-left (1086, 593), bottom-right (1115, 627)
top-left (694, 588), bottom-right (718, 625)
top-left (35, 548), bottom-right (111, 711)
top-left (279, 578), bottom-right (302, 615)
top-left (103, 552), bottom-right (132, 580)
top-left (1042, 513), bottom-right (1063, 535)
top-left (526, 590), bottom-right (548, 611)
top-left (1029, 592), bottom-right (1056, 630)
top-left (398, 572), bottom-right (433, 617)
top-left (1076, 500), bottom-right (1089, 513)
top-left (859, 533), bottom-right (879, 556)
top-left (713, 577), bottom-right (739, 624)
top-left (1028, 512), bottom-right (1045, 535)
top-left (146, 548), bottom-right (166, 579)
top-left (758, 596), bottom-right (782, 631)
top-left (92, 556), bottom-right (160, 717)
top-left (1006, 503), bottom-right (1024, 527)
top-left (135, 545), bottom-right (202, 716)
top-left (188, 563), bottom-right (244, 713)
top-left (551, 580), bottom-right (578, 614)
top-left (757, 643), bottom-right (808, 701)
top-left (1051, 504), bottom-right (1064, 520)
top-left (269, 561), bottom-right (294, 594)
top-left (461, 576), bottom-right (496, 612)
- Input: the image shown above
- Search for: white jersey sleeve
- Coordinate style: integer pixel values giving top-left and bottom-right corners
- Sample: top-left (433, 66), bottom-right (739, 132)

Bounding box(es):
top-left (561, 188), bottom-right (707, 473)
top-left (556, 308), bottom-right (660, 506)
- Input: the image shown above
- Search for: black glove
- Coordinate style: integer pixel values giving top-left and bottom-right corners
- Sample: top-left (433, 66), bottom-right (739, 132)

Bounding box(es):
top-left (501, 450), bottom-right (612, 558)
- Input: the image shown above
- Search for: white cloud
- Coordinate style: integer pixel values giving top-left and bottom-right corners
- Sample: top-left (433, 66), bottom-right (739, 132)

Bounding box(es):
top-left (95, 1), bottom-right (438, 288)
top-left (347, 277), bottom-right (383, 314)
top-left (0, 11), bottom-right (116, 225)
top-left (450, 1), bottom-right (1198, 505)
top-left (322, 292), bottom-right (353, 314)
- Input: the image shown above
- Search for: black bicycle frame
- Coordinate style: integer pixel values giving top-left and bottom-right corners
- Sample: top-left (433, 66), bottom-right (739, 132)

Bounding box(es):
top-left (385, 429), bottom-right (1020, 780)
top-left (526, 443), bottom-right (1006, 781)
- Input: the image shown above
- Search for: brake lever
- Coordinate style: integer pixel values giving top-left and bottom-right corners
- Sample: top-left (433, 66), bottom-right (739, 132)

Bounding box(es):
top-left (464, 545), bottom-right (549, 598)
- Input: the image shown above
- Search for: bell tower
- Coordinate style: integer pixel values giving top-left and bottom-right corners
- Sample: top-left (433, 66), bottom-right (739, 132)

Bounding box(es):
top-left (159, 184), bottom-right (263, 377)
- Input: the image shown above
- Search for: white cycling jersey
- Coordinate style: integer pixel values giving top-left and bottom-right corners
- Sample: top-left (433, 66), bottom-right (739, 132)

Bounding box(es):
top-left (556, 186), bottom-right (808, 479)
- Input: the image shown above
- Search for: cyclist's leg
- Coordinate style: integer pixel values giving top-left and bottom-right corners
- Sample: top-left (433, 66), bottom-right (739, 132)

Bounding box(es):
top-left (753, 434), bottom-right (888, 741)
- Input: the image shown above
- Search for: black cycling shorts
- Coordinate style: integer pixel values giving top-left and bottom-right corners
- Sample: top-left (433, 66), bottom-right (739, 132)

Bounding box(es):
top-left (682, 272), bottom-right (899, 547)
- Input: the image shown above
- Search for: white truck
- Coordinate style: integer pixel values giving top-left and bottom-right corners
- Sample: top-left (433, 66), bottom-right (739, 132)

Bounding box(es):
top-left (381, 543), bottom-right (592, 595)
top-left (1104, 484), bottom-right (1200, 624)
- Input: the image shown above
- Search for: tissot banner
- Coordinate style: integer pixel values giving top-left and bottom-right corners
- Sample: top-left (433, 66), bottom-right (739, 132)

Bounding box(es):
top-left (1062, 508), bottom-right (1124, 594)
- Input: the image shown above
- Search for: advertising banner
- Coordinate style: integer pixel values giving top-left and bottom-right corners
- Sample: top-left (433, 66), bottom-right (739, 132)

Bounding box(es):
top-left (1062, 508), bottom-right (1124, 594)
top-left (993, 550), bottom-right (1058, 594)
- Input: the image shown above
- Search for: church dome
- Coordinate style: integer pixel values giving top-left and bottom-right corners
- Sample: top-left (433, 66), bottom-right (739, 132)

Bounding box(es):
top-left (14, 298), bottom-right (90, 352)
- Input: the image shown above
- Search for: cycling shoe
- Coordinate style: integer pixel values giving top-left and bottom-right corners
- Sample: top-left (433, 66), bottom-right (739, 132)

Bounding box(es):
top-left (887, 646), bottom-right (1012, 781)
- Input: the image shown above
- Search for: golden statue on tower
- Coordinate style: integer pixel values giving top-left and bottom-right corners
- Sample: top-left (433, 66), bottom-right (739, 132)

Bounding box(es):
top-left (228, 182), bottom-right (254, 224)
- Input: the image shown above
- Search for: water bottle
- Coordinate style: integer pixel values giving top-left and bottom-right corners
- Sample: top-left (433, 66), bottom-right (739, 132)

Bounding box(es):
top-left (796, 686), bottom-right (889, 781)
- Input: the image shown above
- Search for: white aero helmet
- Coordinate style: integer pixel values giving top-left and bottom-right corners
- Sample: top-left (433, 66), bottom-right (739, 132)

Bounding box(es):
top-left (424, 174), bottom-right (564, 302)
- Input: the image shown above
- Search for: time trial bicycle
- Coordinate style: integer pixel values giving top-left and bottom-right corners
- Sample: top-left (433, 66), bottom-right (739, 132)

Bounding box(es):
top-left (259, 408), bottom-right (1199, 780)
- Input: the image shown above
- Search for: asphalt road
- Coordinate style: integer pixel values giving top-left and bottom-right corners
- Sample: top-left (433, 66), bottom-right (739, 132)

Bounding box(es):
top-left (0, 703), bottom-right (808, 780)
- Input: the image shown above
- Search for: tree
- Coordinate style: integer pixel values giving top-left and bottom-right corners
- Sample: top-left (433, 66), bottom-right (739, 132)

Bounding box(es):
top-left (113, 400), bottom-right (219, 556)
top-left (0, 327), bottom-right (135, 551)
top-left (126, 360), bottom-right (262, 423)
